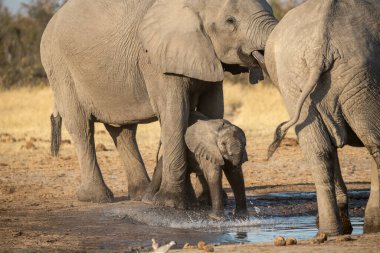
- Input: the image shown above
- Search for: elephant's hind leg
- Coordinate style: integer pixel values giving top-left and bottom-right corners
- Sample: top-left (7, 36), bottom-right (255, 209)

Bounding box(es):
top-left (73, 119), bottom-right (114, 203)
top-left (333, 157), bottom-right (353, 234)
top-left (105, 124), bottom-right (150, 200)
top-left (342, 86), bottom-right (380, 233)
top-left (48, 70), bottom-right (113, 203)
top-left (62, 114), bottom-right (113, 203)
top-left (296, 115), bottom-right (343, 235)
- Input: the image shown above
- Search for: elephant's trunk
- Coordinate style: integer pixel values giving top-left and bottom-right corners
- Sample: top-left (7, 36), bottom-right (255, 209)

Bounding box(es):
top-left (247, 12), bottom-right (278, 50)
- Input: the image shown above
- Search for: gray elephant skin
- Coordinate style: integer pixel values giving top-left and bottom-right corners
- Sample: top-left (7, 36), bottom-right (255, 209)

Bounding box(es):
top-left (263, 0), bottom-right (380, 235)
top-left (146, 112), bottom-right (248, 219)
top-left (40, 0), bottom-right (277, 208)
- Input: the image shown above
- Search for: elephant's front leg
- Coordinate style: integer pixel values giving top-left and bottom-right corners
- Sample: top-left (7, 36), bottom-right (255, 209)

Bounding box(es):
top-left (223, 163), bottom-right (247, 216)
top-left (202, 162), bottom-right (224, 219)
top-left (104, 124), bottom-right (150, 200)
top-left (152, 84), bottom-right (190, 209)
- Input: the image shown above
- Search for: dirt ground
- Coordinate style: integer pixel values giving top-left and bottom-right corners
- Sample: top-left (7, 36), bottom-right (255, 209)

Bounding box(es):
top-left (1, 86), bottom-right (379, 252)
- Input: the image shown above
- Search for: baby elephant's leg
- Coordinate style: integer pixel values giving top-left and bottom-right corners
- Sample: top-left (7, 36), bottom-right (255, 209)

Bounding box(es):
top-left (223, 164), bottom-right (247, 216)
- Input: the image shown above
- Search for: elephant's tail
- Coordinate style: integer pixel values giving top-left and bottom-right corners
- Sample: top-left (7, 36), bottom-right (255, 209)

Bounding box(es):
top-left (50, 112), bottom-right (62, 157)
top-left (267, 67), bottom-right (323, 160)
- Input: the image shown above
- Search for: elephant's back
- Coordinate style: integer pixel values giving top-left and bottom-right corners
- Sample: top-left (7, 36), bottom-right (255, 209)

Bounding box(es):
top-left (42, 0), bottom-right (158, 125)
top-left (55, 0), bottom-right (152, 60)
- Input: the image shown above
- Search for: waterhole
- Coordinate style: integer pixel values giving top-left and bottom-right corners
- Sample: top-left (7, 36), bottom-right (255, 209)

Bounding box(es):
top-left (106, 190), bottom-right (367, 246)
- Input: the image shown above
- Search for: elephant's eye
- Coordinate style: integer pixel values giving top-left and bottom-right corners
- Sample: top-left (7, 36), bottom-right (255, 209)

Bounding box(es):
top-left (225, 16), bottom-right (236, 26)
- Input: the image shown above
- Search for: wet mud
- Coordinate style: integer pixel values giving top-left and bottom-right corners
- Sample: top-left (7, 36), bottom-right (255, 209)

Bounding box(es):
top-left (0, 190), bottom-right (368, 252)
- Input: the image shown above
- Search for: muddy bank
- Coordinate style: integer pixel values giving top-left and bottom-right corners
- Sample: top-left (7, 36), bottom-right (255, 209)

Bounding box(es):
top-left (0, 189), bottom-right (370, 252)
top-left (0, 125), bottom-right (376, 252)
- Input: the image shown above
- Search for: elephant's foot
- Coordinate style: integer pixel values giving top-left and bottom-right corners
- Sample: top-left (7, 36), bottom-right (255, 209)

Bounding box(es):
top-left (233, 208), bottom-right (248, 219)
top-left (141, 188), bottom-right (155, 204)
top-left (315, 214), bottom-right (342, 236)
top-left (77, 182), bottom-right (114, 203)
top-left (364, 207), bottom-right (380, 233)
top-left (197, 191), bottom-right (211, 206)
top-left (209, 210), bottom-right (224, 221)
top-left (316, 209), bottom-right (352, 235)
top-left (339, 205), bottom-right (353, 235)
top-left (153, 186), bottom-right (186, 209)
top-left (128, 181), bottom-right (149, 201)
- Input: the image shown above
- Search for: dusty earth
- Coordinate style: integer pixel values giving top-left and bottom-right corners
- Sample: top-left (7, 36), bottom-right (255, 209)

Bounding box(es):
top-left (1, 86), bottom-right (379, 252)
top-left (1, 131), bottom-right (379, 252)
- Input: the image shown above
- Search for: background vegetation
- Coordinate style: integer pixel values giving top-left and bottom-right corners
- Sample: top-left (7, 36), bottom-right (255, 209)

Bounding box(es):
top-left (0, 0), bottom-right (303, 89)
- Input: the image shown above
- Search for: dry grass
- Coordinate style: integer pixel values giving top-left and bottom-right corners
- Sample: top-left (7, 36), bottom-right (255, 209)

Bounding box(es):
top-left (0, 82), bottom-right (294, 152)
top-left (223, 81), bottom-right (294, 138)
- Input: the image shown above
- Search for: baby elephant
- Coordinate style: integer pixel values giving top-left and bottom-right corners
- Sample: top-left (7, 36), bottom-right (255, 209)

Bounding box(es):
top-left (145, 112), bottom-right (248, 219)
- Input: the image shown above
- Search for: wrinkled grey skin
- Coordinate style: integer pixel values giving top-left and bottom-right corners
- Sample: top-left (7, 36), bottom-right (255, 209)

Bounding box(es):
top-left (40, 0), bottom-right (276, 208)
top-left (146, 112), bottom-right (248, 219)
top-left (263, 0), bottom-right (380, 235)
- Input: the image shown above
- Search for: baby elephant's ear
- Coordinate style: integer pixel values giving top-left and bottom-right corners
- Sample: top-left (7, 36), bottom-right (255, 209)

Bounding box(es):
top-left (185, 122), bottom-right (225, 166)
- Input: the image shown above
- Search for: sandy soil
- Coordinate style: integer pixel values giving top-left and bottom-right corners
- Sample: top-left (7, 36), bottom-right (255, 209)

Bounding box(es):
top-left (0, 85), bottom-right (379, 252)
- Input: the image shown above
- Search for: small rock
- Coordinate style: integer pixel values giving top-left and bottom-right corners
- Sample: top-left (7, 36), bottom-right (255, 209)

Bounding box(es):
top-left (203, 245), bottom-right (214, 252)
top-left (183, 243), bottom-right (196, 249)
top-left (13, 231), bottom-right (23, 237)
top-left (315, 232), bottom-right (327, 243)
top-left (197, 241), bottom-right (206, 250)
top-left (286, 237), bottom-right (297, 245)
top-left (0, 163), bottom-right (9, 167)
top-left (96, 143), bottom-right (107, 151)
top-left (274, 236), bottom-right (286, 246)
top-left (336, 235), bottom-right (352, 242)
top-left (2, 185), bottom-right (16, 194)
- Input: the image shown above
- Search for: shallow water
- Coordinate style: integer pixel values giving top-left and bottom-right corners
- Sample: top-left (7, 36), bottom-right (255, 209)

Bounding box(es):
top-left (108, 190), bottom-right (367, 245)
top-left (211, 216), bottom-right (363, 243)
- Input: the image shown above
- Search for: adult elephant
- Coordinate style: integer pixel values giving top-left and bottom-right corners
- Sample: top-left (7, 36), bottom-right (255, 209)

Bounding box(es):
top-left (40, 0), bottom-right (277, 208)
top-left (262, 0), bottom-right (380, 235)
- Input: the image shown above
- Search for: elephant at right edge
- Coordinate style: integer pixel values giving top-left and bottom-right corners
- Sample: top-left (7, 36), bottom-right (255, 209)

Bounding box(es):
top-left (260, 0), bottom-right (380, 235)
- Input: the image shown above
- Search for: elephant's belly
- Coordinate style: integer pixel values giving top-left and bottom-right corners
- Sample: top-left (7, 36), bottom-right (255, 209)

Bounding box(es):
top-left (76, 81), bottom-right (157, 125)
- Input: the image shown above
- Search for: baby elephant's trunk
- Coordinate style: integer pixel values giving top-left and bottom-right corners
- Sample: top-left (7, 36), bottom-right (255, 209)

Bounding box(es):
top-left (50, 112), bottom-right (62, 156)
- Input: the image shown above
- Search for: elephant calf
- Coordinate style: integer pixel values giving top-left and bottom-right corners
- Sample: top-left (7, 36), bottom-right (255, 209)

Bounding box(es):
top-left (145, 112), bottom-right (248, 219)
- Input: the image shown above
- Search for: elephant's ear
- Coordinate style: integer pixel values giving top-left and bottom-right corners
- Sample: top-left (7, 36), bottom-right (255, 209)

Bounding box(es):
top-left (139, 0), bottom-right (224, 82)
top-left (185, 121), bottom-right (225, 166)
